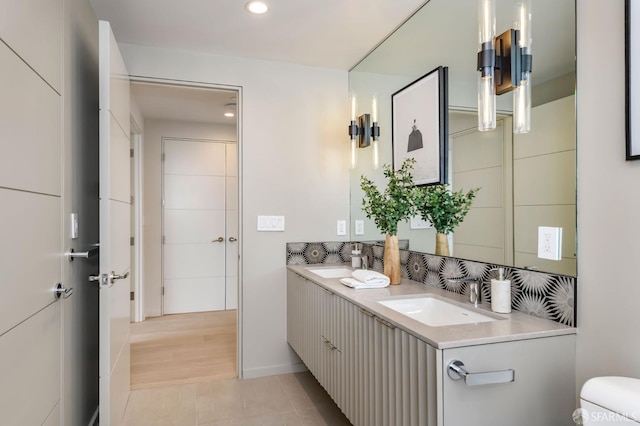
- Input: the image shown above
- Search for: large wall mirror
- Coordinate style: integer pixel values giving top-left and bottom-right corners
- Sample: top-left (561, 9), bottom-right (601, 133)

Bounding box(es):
top-left (349, 0), bottom-right (576, 276)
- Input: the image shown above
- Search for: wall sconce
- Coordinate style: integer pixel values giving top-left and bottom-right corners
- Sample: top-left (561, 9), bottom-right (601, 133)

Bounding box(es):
top-left (477, 0), bottom-right (532, 133)
top-left (349, 95), bottom-right (380, 169)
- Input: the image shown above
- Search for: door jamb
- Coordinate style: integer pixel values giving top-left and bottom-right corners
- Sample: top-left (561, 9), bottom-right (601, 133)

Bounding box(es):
top-left (129, 76), bottom-right (243, 378)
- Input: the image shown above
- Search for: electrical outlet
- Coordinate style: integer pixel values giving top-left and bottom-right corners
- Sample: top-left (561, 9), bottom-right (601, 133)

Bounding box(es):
top-left (354, 220), bottom-right (364, 235)
top-left (537, 226), bottom-right (562, 261)
top-left (337, 220), bottom-right (347, 236)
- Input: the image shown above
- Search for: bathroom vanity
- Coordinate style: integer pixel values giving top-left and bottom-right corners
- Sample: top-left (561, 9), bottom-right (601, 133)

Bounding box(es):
top-left (287, 265), bottom-right (576, 426)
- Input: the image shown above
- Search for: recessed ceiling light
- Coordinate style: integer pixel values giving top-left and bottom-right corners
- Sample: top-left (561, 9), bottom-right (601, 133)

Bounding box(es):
top-left (224, 103), bottom-right (237, 118)
top-left (246, 1), bottom-right (268, 14)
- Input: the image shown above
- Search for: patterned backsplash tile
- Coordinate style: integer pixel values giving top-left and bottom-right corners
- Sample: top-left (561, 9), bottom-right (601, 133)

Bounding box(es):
top-left (286, 241), bottom-right (576, 327)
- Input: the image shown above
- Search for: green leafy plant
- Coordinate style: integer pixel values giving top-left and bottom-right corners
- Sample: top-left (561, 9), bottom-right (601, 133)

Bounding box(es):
top-left (360, 158), bottom-right (421, 236)
top-left (416, 184), bottom-right (479, 234)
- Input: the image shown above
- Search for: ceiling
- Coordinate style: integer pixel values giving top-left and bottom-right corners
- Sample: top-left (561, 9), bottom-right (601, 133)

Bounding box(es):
top-left (90, 0), bottom-right (428, 124)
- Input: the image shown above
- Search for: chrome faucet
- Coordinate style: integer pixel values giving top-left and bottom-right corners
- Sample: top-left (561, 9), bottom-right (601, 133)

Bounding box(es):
top-left (360, 255), bottom-right (369, 270)
top-left (447, 277), bottom-right (481, 307)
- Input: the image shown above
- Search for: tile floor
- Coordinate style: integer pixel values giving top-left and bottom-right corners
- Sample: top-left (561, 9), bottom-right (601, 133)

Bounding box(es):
top-left (122, 371), bottom-right (352, 425)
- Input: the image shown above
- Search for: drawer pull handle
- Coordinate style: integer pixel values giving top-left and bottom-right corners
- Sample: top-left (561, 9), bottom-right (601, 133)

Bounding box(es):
top-left (375, 316), bottom-right (396, 329)
top-left (447, 360), bottom-right (515, 386)
top-left (359, 308), bottom-right (374, 318)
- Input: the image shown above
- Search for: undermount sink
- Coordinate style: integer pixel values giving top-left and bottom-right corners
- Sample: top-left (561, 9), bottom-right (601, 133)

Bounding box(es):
top-left (378, 295), bottom-right (501, 327)
top-left (305, 266), bottom-right (354, 279)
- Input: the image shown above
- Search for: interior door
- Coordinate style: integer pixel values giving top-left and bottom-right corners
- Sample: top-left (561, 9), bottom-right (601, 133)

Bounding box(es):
top-left (163, 139), bottom-right (227, 314)
top-left (98, 20), bottom-right (131, 426)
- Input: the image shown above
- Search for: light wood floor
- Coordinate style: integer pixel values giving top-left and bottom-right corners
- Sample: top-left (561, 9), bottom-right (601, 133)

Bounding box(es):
top-left (130, 310), bottom-right (237, 390)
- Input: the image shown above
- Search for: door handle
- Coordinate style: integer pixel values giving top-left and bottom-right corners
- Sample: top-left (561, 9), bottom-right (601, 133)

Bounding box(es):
top-left (54, 283), bottom-right (73, 299)
top-left (228, 237), bottom-right (237, 242)
top-left (109, 271), bottom-right (129, 284)
top-left (212, 237), bottom-right (224, 242)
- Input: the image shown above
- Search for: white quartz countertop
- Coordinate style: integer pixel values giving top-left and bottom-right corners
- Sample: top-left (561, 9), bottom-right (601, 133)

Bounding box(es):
top-left (287, 264), bottom-right (576, 350)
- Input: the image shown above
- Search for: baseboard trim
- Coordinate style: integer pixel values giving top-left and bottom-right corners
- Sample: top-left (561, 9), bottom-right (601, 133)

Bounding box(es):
top-left (242, 362), bottom-right (307, 379)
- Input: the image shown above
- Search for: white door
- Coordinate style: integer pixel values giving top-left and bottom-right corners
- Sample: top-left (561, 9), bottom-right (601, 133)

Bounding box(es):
top-left (0, 1), bottom-right (64, 424)
top-left (163, 139), bottom-right (229, 314)
top-left (98, 20), bottom-right (131, 426)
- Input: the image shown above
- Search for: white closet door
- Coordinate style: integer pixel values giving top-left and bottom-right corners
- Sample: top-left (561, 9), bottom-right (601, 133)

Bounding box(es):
top-left (163, 140), bottom-right (227, 314)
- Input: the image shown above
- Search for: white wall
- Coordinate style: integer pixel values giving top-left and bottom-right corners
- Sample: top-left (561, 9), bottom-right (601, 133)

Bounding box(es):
top-left (142, 119), bottom-right (236, 317)
top-left (576, 0), bottom-right (640, 391)
top-left (122, 46), bottom-right (350, 377)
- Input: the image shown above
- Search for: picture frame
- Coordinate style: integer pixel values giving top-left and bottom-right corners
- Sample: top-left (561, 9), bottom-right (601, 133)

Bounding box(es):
top-left (392, 66), bottom-right (448, 185)
top-left (626, 0), bottom-right (640, 160)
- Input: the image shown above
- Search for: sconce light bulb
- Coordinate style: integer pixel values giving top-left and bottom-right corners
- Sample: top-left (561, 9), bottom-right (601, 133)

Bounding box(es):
top-left (350, 139), bottom-right (358, 169)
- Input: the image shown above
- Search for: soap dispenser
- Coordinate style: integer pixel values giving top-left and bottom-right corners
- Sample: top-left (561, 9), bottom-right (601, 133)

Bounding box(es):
top-left (490, 267), bottom-right (511, 313)
top-left (351, 243), bottom-right (362, 268)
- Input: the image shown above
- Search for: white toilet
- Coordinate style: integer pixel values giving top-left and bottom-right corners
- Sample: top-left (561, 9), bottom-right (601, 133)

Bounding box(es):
top-left (579, 377), bottom-right (640, 424)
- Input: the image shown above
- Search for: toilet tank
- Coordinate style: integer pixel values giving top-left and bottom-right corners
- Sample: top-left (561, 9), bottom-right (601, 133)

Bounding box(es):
top-left (579, 377), bottom-right (640, 424)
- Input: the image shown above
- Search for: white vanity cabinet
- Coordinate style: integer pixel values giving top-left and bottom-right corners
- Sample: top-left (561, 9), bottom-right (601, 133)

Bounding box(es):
top-left (287, 270), bottom-right (438, 425)
top-left (286, 270), bottom-right (576, 426)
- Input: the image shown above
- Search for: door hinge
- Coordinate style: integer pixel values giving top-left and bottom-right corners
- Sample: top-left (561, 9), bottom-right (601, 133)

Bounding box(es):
top-left (130, 291), bottom-right (134, 301)
top-left (162, 286), bottom-right (165, 295)
top-left (162, 236), bottom-right (166, 244)
top-left (130, 195), bottom-right (134, 204)
top-left (130, 237), bottom-right (134, 246)
top-left (162, 153), bottom-right (165, 161)
top-left (130, 148), bottom-right (134, 158)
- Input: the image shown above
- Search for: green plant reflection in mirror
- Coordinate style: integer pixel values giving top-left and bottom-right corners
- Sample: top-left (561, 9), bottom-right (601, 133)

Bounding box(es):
top-left (348, 0), bottom-right (576, 276)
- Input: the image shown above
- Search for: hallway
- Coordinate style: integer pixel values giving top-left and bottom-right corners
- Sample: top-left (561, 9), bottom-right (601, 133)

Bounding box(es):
top-left (130, 311), bottom-right (237, 389)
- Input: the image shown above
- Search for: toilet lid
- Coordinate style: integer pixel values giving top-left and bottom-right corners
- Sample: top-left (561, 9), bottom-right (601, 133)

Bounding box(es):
top-left (581, 376), bottom-right (640, 421)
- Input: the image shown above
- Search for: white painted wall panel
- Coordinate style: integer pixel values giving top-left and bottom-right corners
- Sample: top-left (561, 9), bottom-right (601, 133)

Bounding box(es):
top-left (0, 0), bottom-right (63, 91)
top-left (164, 278), bottom-right (226, 313)
top-left (164, 139), bottom-right (226, 176)
top-left (453, 167), bottom-right (502, 208)
top-left (164, 175), bottom-right (226, 210)
top-left (514, 151), bottom-right (576, 206)
top-left (0, 303), bottom-right (61, 426)
top-left (0, 189), bottom-right (60, 335)
top-left (514, 95), bottom-right (576, 159)
top-left (0, 43), bottom-right (61, 196)
top-left (451, 123), bottom-right (504, 172)
top-left (454, 208), bottom-right (504, 248)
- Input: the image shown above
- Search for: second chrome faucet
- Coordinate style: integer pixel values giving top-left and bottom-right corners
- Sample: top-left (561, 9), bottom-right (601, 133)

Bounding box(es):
top-left (447, 277), bottom-right (482, 307)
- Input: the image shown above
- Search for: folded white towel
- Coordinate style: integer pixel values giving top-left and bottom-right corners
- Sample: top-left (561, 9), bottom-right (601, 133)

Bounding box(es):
top-left (352, 270), bottom-right (390, 286)
top-left (339, 277), bottom-right (390, 289)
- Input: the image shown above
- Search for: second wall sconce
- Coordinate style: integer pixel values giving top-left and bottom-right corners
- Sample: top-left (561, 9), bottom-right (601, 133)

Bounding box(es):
top-left (477, 0), bottom-right (533, 133)
top-left (349, 94), bottom-right (380, 169)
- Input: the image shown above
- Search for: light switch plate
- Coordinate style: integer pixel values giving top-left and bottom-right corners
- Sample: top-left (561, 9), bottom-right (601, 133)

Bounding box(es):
top-left (257, 215), bottom-right (285, 231)
top-left (354, 220), bottom-right (364, 235)
top-left (537, 226), bottom-right (562, 260)
top-left (70, 213), bottom-right (79, 239)
top-left (337, 220), bottom-right (347, 236)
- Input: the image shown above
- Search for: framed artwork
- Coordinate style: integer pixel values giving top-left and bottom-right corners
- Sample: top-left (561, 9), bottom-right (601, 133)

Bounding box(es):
top-left (392, 66), bottom-right (448, 185)
top-left (626, 0), bottom-right (640, 160)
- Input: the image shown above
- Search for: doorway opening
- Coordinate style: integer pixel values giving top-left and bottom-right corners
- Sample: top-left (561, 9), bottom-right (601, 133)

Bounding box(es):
top-left (128, 79), bottom-right (242, 388)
